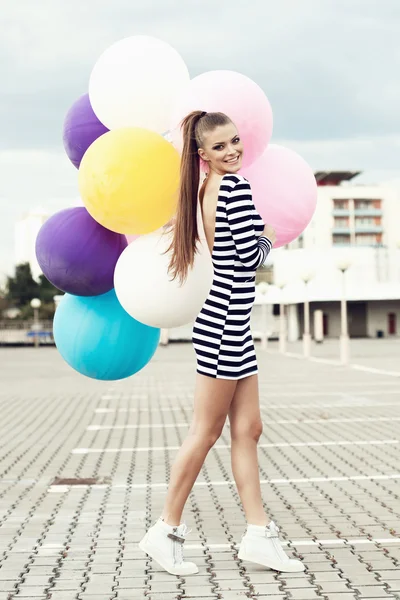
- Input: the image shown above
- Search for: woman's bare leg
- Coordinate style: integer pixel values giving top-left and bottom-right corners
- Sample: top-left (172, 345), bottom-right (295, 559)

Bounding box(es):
top-left (160, 374), bottom-right (237, 526)
top-left (228, 374), bottom-right (269, 526)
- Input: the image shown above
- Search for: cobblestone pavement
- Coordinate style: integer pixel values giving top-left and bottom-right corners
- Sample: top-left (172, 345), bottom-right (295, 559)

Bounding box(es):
top-left (0, 343), bottom-right (400, 600)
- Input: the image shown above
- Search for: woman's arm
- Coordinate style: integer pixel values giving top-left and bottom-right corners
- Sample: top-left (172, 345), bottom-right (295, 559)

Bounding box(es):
top-left (225, 178), bottom-right (273, 269)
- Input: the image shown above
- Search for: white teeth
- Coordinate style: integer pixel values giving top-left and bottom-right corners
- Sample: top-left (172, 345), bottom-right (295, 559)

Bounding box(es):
top-left (226, 156), bottom-right (239, 163)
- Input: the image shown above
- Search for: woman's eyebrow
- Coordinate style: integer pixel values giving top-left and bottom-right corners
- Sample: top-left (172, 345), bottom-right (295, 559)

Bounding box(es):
top-left (212, 136), bottom-right (238, 146)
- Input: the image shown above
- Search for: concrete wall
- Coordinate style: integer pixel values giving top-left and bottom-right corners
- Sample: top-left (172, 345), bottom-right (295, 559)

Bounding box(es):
top-left (296, 300), bottom-right (400, 340)
top-left (367, 300), bottom-right (400, 338)
top-left (298, 302), bottom-right (342, 338)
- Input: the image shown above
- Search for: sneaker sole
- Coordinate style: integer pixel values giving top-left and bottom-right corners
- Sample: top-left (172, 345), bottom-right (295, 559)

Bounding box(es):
top-left (138, 537), bottom-right (199, 576)
top-left (238, 547), bottom-right (305, 573)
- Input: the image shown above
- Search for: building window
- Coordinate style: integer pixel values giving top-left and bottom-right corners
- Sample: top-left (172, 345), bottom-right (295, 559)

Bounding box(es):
top-left (355, 234), bottom-right (380, 246)
top-left (333, 199), bottom-right (349, 210)
top-left (354, 200), bottom-right (371, 210)
top-left (354, 199), bottom-right (382, 210)
top-left (334, 217), bottom-right (349, 227)
top-left (332, 234), bottom-right (351, 245)
top-left (355, 217), bottom-right (375, 226)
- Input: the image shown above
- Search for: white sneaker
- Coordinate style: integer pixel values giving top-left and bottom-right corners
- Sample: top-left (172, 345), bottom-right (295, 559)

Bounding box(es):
top-left (238, 521), bottom-right (305, 572)
top-left (138, 517), bottom-right (199, 576)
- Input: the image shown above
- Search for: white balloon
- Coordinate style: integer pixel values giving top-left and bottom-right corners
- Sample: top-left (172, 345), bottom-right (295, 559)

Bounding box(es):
top-left (114, 230), bottom-right (213, 329)
top-left (89, 36), bottom-right (190, 133)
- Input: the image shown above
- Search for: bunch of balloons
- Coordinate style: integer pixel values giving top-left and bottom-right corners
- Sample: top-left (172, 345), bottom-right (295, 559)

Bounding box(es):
top-left (36, 34), bottom-right (317, 381)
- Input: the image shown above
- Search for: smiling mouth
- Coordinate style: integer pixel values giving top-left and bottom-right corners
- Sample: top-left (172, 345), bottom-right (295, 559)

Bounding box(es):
top-left (225, 155), bottom-right (240, 164)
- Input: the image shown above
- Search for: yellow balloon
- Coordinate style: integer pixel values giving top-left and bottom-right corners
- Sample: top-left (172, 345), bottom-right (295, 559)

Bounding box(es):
top-left (78, 127), bottom-right (180, 234)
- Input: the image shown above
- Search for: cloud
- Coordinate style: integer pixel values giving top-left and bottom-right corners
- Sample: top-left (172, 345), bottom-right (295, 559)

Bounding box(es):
top-left (2, 0), bottom-right (400, 150)
top-left (1, 0), bottom-right (400, 278)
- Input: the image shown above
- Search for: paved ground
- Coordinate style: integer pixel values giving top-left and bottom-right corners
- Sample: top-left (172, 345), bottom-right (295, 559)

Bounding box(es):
top-left (0, 341), bottom-right (400, 600)
top-left (279, 338), bottom-right (400, 374)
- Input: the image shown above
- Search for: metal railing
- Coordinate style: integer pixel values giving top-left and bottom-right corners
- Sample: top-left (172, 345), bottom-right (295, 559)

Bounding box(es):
top-left (0, 320), bottom-right (54, 345)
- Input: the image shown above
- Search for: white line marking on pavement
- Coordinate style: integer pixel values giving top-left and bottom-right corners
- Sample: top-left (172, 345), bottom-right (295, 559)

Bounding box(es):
top-left (94, 396), bottom-right (400, 414)
top-left (49, 472), bottom-right (400, 492)
top-left (87, 417), bottom-right (400, 430)
top-left (71, 439), bottom-right (399, 454)
top-left (186, 537), bottom-right (400, 550)
top-left (261, 401), bottom-right (400, 409)
top-left (265, 417), bottom-right (400, 424)
top-left (267, 350), bottom-right (400, 377)
top-left (283, 352), bottom-right (342, 366)
top-left (94, 407), bottom-right (192, 413)
top-left (350, 364), bottom-right (400, 377)
top-left (87, 423), bottom-right (188, 430)
top-left (109, 473), bottom-right (400, 489)
top-left (100, 395), bottom-right (148, 400)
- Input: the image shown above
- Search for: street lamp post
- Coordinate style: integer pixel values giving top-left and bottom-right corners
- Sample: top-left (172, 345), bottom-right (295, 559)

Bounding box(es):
top-left (337, 259), bottom-right (351, 364)
top-left (277, 282), bottom-right (286, 354)
top-left (30, 298), bottom-right (42, 348)
top-left (301, 270), bottom-right (314, 358)
top-left (159, 329), bottom-right (169, 346)
top-left (257, 281), bottom-right (269, 350)
top-left (53, 295), bottom-right (63, 310)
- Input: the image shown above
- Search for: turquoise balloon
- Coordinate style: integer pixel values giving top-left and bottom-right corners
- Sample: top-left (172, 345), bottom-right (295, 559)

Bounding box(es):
top-left (53, 289), bottom-right (160, 380)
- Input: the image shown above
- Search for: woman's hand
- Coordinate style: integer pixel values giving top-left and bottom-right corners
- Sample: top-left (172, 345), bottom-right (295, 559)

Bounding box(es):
top-left (262, 223), bottom-right (276, 245)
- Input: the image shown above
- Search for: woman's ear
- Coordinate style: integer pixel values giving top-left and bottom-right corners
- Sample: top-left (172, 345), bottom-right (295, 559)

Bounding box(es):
top-left (198, 148), bottom-right (208, 162)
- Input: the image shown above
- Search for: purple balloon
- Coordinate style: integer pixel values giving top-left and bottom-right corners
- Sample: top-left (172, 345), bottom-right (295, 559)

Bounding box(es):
top-left (36, 207), bottom-right (128, 296)
top-left (63, 94), bottom-right (108, 169)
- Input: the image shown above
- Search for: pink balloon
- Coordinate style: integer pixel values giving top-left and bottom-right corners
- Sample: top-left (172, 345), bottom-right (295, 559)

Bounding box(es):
top-left (171, 70), bottom-right (273, 169)
top-left (126, 234), bottom-right (139, 244)
top-left (240, 144), bottom-right (317, 248)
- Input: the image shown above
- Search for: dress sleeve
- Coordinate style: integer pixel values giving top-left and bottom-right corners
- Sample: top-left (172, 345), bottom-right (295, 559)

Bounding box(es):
top-left (225, 178), bottom-right (272, 269)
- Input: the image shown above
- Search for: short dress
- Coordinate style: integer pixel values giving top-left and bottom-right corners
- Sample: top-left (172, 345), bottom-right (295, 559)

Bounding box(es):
top-left (192, 173), bottom-right (272, 380)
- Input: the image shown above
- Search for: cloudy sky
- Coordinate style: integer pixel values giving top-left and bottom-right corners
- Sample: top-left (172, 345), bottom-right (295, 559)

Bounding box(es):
top-left (1, 0), bottom-right (399, 280)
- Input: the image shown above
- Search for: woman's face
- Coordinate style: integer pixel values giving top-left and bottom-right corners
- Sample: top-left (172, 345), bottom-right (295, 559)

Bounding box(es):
top-left (198, 123), bottom-right (244, 175)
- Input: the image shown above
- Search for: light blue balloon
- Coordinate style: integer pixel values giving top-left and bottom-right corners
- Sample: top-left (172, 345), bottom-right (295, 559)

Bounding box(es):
top-left (53, 289), bottom-right (160, 380)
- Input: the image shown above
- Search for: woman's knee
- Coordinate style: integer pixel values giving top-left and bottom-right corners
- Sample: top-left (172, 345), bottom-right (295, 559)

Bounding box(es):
top-left (189, 421), bottom-right (225, 447)
top-left (231, 420), bottom-right (263, 442)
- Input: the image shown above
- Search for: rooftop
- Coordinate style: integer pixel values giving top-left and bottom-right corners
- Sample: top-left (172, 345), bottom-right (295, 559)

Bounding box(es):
top-left (315, 171), bottom-right (362, 186)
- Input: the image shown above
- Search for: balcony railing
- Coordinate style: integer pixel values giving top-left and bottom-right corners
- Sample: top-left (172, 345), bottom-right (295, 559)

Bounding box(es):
top-left (332, 209), bottom-right (350, 216)
top-left (354, 208), bottom-right (382, 216)
top-left (332, 227), bottom-right (351, 235)
top-left (355, 226), bottom-right (383, 234)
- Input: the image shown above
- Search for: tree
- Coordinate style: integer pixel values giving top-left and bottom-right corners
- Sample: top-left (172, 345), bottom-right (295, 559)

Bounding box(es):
top-left (5, 263), bottom-right (62, 317)
top-left (38, 274), bottom-right (62, 303)
top-left (6, 263), bottom-right (39, 307)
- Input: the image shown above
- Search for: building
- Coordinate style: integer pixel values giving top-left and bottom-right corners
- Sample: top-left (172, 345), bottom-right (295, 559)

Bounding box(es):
top-left (168, 171), bottom-right (400, 342)
top-left (293, 171), bottom-right (399, 251)
top-left (272, 171), bottom-right (400, 340)
top-left (15, 208), bottom-right (49, 280)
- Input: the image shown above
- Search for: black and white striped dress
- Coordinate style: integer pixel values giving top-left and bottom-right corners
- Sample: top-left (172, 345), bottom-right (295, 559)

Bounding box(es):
top-left (192, 174), bottom-right (272, 380)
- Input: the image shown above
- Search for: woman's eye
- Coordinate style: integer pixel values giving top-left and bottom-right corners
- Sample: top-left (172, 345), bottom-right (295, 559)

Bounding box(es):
top-left (214, 145), bottom-right (223, 150)
top-left (233, 138), bottom-right (240, 144)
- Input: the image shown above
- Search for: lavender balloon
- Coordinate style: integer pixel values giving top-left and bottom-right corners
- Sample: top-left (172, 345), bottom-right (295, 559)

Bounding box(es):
top-left (63, 94), bottom-right (108, 169)
top-left (36, 208), bottom-right (127, 296)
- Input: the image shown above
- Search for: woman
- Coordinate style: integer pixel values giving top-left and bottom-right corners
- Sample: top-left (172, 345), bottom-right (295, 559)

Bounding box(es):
top-left (139, 111), bottom-right (304, 575)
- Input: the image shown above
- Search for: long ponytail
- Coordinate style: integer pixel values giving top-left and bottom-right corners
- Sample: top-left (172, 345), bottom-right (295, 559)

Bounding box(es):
top-left (166, 110), bottom-right (232, 284)
top-left (166, 111), bottom-right (203, 284)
